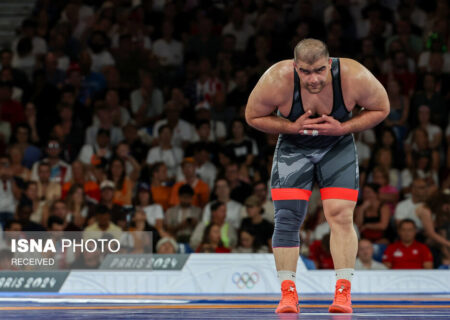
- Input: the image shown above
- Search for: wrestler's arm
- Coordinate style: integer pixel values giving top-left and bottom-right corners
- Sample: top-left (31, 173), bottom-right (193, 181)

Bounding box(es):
top-left (245, 64), bottom-right (310, 134)
top-left (340, 61), bottom-right (390, 134)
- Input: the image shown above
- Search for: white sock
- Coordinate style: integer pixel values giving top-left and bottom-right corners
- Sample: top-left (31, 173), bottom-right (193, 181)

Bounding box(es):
top-left (277, 270), bottom-right (296, 285)
top-left (335, 268), bottom-right (354, 282)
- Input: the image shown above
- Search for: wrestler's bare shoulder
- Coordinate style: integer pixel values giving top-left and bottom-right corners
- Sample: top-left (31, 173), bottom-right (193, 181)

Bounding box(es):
top-left (258, 60), bottom-right (293, 91)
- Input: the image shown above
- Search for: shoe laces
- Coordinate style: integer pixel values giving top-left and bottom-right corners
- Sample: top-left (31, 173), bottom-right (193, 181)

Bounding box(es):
top-left (281, 285), bottom-right (298, 305)
top-left (334, 285), bottom-right (350, 304)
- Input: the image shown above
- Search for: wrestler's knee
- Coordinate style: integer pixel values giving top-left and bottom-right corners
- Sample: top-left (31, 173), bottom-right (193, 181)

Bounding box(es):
top-left (323, 200), bottom-right (355, 230)
top-left (272, 201), bottom-right (308, 248)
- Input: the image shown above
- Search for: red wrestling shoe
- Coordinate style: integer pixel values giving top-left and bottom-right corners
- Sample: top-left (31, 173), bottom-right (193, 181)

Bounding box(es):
top-left (328, 279), bottom-right (353, 313)
top-left (275, 280), bottom-right (300, 313)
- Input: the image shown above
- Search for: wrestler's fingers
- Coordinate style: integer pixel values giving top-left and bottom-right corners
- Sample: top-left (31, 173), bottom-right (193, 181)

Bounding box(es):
top-left (303, 117), bottom-right (326, 125)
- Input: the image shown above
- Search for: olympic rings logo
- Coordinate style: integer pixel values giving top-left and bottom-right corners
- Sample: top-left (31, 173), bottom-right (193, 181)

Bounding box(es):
top-left (232, 272), bottom-right (260, 289)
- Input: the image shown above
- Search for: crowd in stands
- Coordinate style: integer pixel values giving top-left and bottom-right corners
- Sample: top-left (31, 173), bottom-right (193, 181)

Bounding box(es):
top-left (0, 0), bottom-right (449, 270)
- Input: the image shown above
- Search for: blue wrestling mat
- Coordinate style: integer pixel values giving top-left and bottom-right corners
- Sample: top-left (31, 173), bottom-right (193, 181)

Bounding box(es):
top-left (0, 293), bottom-right (449, 319)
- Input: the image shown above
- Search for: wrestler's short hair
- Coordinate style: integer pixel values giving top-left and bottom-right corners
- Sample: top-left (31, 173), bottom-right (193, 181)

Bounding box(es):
top-left (294, 38), bottom-right (329, 64)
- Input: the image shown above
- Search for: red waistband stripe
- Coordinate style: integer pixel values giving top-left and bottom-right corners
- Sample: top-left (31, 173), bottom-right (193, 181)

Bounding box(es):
top-left (271, 188), bottom-right (312, 201)
top-left (320, 187), bottom-right (358, 201)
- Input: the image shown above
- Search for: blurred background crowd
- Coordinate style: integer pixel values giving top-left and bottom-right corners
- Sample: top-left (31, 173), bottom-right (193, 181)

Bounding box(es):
top-left (0, 0), bottom-right (449, 270)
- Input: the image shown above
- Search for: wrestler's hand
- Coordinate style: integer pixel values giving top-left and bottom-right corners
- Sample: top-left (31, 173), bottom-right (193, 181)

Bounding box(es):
top-left (288, 110), bottom-right (313, 134)
top-left (302, 115), bottom-right (346, 136)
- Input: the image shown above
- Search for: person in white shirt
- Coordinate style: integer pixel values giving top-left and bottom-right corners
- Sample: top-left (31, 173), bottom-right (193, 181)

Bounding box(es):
top-left (394, 178), bottom-right (429, 230)
top-left (152, 21), bottom-right (183, 67)
top-left (88, 31), bottom-right (115, 73)
top-left (153, 101), bottom-right (193, 149)
top-left (130, 72), bottom-right (164, 125)
top-left (146, 125), bottom-right (183, 178)
top-left (0, 155), bottom-right (17, 228)
top-left (222, 6), bottom-right (255, 51)
top-left (31, 140), bottom-right (72, 184)
top-left (355, 239), bottom-right (387, 270)
top-left (192, 101), bottom-right (227, 143)
top-left (407, 105), bottom-right (442, 150)
top-left (85, 101), bottom-right (124, 147)
top-left (202, 178), bottom-right (243, 230)
top-left (78, 129), bottom-right (112, 166)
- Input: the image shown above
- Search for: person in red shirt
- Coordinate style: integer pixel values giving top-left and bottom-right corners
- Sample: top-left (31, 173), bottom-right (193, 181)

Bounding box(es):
top-left (0, 81), bottom-right (25, 128)
top-left (383, 219), bottom-right (433, 269)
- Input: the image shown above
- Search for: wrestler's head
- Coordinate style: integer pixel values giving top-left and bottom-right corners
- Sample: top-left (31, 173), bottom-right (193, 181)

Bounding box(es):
top-left (293, 38), bottom-right (331, 94)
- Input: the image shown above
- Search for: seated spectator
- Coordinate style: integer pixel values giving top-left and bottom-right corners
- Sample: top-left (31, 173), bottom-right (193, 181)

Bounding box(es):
top-left (196, 223), bottom-right (231, 253)
top-left (146, 125), bottom-right (183, 179)
top-left (149, 162), bottom-right (172, 211)
top-left (65, 184), bottom-right (89, 229)
top-left (156, 237), bottom-right (179, 254)
top-left (35, 160), bottom-right (62, 202)
top-left (249, 181), bottom-right (275, 223)
top-left (107, 158), bottom-right (134, 206)
top-left (88, 31), bottom-right (115, 73)
top-left (355, 183), bottom-right (391, 244)
top-left (371, 146), bottom-right (401, 190)
top-left (122, 123), bottom-right (147, 164)
top-left (191, 142), bottom-right (217, 190)
top-left (384, 77), bottom-right (409, 141)
top-left (226, 119), bottom-right (258, 166)
top-left (94, 89), bottom-right (130, 127)
top-left (31, 139), bottom-right (72, 184)
top-left (8, 144), bottom-right (30, 182)
top-left (22, 181), bottom-right (45, 225)
top-left (233, 228), bottom-right (269, 253)
top-left (125, 208), bottom-right (160, 254)
top-left (0, 155), bottom-right (19, 228)
top-left (239, 195), bottom-right (273, 248)
top-left (371, 166), bottom-right (399, 213)
top-left (165, 184), bottom-right (202, 243)
top-left (383, 219), bottom-right (433, 269)
top-left (394, 178), bottom-right (429, 230)
top-left (84, 205), bottom-right (122, 240)
top-left (130, 71), bottom-right (164, 126)
top-left (84, 101), bottom-right (124, 147)
top-left (402, 128), bottom-right (439, 195)
top-left (202, 178), bottom-right (243, 230)
top-left (225, 162), bottom-right (252, 204)
top-left (16, 202), bottom-right (46, 231)
top-left (407, 105), bottom-right (442, 150)
top-left (87, 180), bottom-right (124, 227)
top-left (62, 161), bottom-right (100, 203)
top-left (114, 141), bottom-right (141, 181)
top-left (78, 129), bottom-right (113, 166)
top-left (133, 183), bottom-right (165, 234)
top-left (153, 101), bottom-right (193, 149)
top-left (170, 158), bottom-right (209, 209)
top-left (191, 200), bottom-right (237, 250)
top-left (193, 101), bottom-right (227, 144)
top-left (415, 191), bottom-right (450, 253)
top-left (355, 238), bottom-right (388, 270)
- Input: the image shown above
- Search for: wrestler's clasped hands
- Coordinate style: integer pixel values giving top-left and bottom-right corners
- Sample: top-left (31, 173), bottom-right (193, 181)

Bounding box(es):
top-left (299, 112), bottom-right (346, 136)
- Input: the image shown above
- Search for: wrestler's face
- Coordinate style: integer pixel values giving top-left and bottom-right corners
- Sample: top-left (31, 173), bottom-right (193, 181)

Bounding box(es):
top-left (295, 57), bottom-right (331, 94)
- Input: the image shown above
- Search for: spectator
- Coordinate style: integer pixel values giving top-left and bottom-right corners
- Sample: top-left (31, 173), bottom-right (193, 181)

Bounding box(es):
top-left (191, 200), bottom-right (237, 250)
top-left (250, 181), bottom-right (275, 223)
top-left (165, 184), bottom-right (201, 243)
top-left (107, 158), bottom-right (134, 206)
top-left (309, 233), bottom-right (334, 269)
top-left (233, 228), bottom-right (269, 253)
top-left (78, 129), bottom-right (112, 166)
top-left (65, 184), bottom-right (89, 229)
top-left (146, 125), bottom-right (183, 179)
top-left (383, 219), bottom-right (433, 269)
top-left (191, 142), bottom-right (217, 190)
top-left (355, 183), bottom-right (391, 244)
top-left (153, 101), bottom-right (194, 149)
top-left (156, 237), bottom-right (179, 254)
top-left (125, 208), bottom-right (160, 254)
top-left (384, 77), bottom-right (409, 141)
top-left (239, 195), bottom-right (274, 248)
top-left (152, 21), bottom-right (183, 68)
top-left (202, 178), bottom-right (243, 230)
top-left (355, 239), bottom-right (388, 270)
top-left (226, 119), bottom-right (258, 166)
top-left (193, 101), bottom-right (227, 144)
top-left (130, 72), bottom-right (164, 126)
top-left (31, 139), bottom-right (72, 184)
top-left (224, 162), bottom-right (252, 204)
top-left (84, 204), bottom-right (122, 240)
top-left (196, 222), bottom-right (231, 253)
top-left (133, 183), bottom-right (165, 234)
top-left (222, 6), bottom-right (255, 52)
top-left (170, 158), bottom-right (209, 209)
top-left (16, 202), bottom-right (45, 231)
top-left (8, 144), bottom-right (31, 182)
top-left (88, 31), bottom-right (115, 73)
top-left (0, 155), bottom-right (19, 227)
top-left (0, 81), bottom-right (26, 128)
top-left (84, 101), bottom-right (124, 147)
top-left (149, 162), bottom-right (172, 211)
top-left (62, 160), bottom-right (100, 202)
top-left (409, 105), bottom-right (443, 150)
top-left (35, 161), bottom-right (61, 202)
top-left (395, 178), bottom-right (429, 230)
